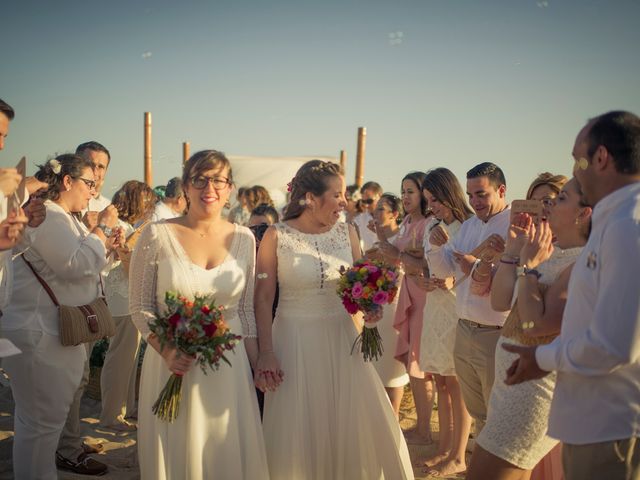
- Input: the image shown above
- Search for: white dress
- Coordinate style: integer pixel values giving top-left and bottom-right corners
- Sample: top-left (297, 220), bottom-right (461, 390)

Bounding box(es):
top-left (129, 221), bottom-right (269, 480)
top-left (476, 247), bottom-right (582, 470)
top-left (262, 222), bottom-right (414, 480)
top-left (371, 232), bottom-right (410, 388)
top-left (419, 219), bottom-right (461, 376)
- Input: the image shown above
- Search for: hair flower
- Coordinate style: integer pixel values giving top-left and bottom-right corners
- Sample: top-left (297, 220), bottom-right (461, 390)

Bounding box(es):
top-left (48, 159), bottom-right (62, 174)
top-left (286, 177), bottom-right (295, 192)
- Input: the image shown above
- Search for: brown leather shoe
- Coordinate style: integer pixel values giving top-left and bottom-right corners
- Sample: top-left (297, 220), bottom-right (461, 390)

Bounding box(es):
top-left (56, 452), bottom-right (108, 476)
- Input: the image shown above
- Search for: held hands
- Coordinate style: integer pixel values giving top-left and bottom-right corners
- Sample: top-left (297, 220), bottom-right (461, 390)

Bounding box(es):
top-left (254, 351), bottom-right (284, 393)
top-left (0, 168), bottom-right (22, 197)
top-left (98, 205), bottom-right (119, 228)
top-left (105, 226), bottom-right (126, 253)
top-left (502, 343), bottom-right (549, 385)
top-left (519, 220), bottom-right (554, 269)
top-left (0, 208), bottom-right (28, 251)
top-left (161, 345), bottom-right (196, 376)
top-left (23, 197), bottom-right (46, 228)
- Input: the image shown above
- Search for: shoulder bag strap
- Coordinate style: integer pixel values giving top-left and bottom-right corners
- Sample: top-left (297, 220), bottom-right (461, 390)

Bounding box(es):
top-left (22, 256), bottom-right (61, 307)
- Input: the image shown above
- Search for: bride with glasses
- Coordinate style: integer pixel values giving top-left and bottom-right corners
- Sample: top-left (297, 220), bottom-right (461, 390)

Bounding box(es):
top-left (130, 150), bottom-right (269, 479)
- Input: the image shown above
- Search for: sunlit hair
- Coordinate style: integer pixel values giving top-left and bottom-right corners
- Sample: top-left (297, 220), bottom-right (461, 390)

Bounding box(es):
top-left (250, 203), bottom-right (280, 224)
top-left (283, 160), bottom-right (342, 221)
top-left (402, 171), bottom-right (429, 216)
top-left (112, 180), bottom-right (158, 225)
top-left (525, 172), bottom-right (567, 200)
top-left (246, 185), bottom-right (274, 211)
top-left (182, 150), bottom-right (233, 188)
top-left (422, 168), bottom-right (473, 224)
top-left (35, 153), bottom-right (93, 201)
top-left (378, 193), bottom-right (404, 225)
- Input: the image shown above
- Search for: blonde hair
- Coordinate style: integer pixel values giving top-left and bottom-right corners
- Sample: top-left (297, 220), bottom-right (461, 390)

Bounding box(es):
top-left (526, 172), bottom-right (568, 200)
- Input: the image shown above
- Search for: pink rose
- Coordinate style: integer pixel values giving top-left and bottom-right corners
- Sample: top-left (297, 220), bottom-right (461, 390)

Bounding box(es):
top-left (351, 282), bottom-right (364, 299)
top-left (372, 290), bottom-right (389, 305)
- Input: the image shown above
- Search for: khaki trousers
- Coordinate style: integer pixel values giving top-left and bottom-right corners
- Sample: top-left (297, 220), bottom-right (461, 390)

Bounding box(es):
top-left (453, 319), bottom-right (502, 434)
top-left (57, 340), bottom-right (94, 459)
top-left (563, 438), bottom-right (640, 480)
top-left (99, 314), bottom-right (140, 425)
top-left (2, 329), bottom-right (85, 480)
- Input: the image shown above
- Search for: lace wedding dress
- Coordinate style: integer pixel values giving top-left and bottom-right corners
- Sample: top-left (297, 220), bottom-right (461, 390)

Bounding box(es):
top-left (262, 222), bottom-right (414, 480)
top-left (130, 221), bottom-right (269, 479)
top-left (477, 247), bottom-right (582, 469)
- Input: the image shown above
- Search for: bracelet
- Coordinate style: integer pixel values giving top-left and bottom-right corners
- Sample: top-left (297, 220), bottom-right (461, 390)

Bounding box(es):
top-left (500, 257), bottom-right (519, 265)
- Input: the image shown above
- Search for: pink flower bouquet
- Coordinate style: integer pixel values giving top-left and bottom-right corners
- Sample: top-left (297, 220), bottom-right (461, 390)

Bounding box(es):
top-left (337, 259), bottom-right (399, 361)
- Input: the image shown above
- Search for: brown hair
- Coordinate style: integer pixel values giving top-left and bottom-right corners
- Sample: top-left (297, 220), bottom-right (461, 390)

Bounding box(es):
top-left (35, 154), bottom-right (93, 201)
top-left (283, 160), bottom-right (342, 221)
top-left (422, 168), bottom-right (473, 224)
top-left (112, 180), bottom-right (158, 225)
top-left (182, 150), bottom-right (233, 188)
top-left (526, 172), bottom-right (568, 200)
top-left (246, 185), bottom-right (274, 211)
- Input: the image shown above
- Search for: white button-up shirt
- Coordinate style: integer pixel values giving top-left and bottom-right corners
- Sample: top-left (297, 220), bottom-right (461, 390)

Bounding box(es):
top-left (428, 207), bottom-right (511, 326)
top-left (537, 182), bottom-right (640, 444)
top-left (352, 212), bottom-right (378, 253)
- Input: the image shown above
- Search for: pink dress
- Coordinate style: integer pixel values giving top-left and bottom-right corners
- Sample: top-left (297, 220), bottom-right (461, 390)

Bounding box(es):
top-left (393, 215), bottom-right (429, 378)
top-left (531, 444), bottom-right (564, 480)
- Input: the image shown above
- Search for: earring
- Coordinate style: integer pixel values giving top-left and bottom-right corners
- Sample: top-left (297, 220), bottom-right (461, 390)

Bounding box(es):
top-left (575, 218), bottom-right (580, 225)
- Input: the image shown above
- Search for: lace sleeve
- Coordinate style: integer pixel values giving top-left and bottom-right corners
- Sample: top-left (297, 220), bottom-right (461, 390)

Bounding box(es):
top-left (129, 223), bottom-right (160, 340)
top-left (237, 227), bottom-right (257, 338)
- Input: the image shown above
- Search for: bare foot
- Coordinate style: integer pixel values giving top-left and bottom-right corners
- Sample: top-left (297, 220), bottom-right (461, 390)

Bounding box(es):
top-left (404, 428), bottom-right (433, 445)
top-left (415, 452), bottom-right (449, 468)
top-left (424, 458), bottom-right (467, 477)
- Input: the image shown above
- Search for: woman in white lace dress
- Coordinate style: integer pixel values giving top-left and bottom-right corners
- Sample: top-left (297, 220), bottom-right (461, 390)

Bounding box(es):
top-left (467, 175), bottom-right (592, 480)
top-left (417, 168), bottom-right (474, 477)
top-left (255, 160), bottom-right (414, 480)
top-left (129, 150), bottom-right (269, 479)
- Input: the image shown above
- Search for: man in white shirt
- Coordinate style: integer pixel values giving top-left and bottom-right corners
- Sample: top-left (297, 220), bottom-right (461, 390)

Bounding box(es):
top-left (151, 177), bottom-right (186, 221)
top-left (352, 181), bottom-right (383, 252)
top-left (504, 111), bottom-right (640, 480)
top-left (428, 162), bottom-right (510, 433)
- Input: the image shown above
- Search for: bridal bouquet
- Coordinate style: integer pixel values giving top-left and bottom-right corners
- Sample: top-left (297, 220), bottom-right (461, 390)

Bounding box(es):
top-left (337, 259), bottom-right (399, 361)
top-left (149, 291), bottom-right (242, 422)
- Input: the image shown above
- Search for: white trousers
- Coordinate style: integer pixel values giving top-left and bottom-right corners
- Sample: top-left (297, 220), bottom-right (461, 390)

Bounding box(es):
top-left (2, 329), bottom-right (85, 480)
top-left (100, 314), bottom-right (140, 425)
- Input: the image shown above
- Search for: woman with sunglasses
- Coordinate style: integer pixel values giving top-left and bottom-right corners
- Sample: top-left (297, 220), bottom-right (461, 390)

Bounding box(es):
top-left (2, 154), bottom-right (120, 478)
top-left (130, 150), bottom-right (269, 479)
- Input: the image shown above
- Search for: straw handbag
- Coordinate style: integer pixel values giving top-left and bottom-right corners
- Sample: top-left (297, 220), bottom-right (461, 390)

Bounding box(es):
top-left (23, 257), bottom-right (115, 346)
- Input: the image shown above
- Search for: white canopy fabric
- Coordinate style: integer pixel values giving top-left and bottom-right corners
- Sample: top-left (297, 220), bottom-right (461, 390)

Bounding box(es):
top-left (227, 155), bottom-right (338, 208)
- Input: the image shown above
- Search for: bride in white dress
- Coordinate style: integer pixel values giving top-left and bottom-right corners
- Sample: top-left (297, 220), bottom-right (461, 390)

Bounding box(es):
top-left (129, 150), bottom-right (269, 480)
top-left (254, 160), bottom-right (414, 480)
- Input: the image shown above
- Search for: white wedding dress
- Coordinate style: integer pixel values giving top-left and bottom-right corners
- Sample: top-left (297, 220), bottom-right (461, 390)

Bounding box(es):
top-left (262, 221), bottom-right (414, 480)
top-left (130, 221), bottom-right (269, 480)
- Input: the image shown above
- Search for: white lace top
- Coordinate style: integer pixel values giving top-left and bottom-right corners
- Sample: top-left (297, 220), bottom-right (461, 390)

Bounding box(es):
top-left (129, 221), bottom-right (258, 339)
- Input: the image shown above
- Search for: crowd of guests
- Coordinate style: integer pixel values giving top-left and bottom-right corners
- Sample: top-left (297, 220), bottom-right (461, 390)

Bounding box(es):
top-left (1, 95), bottom-right (639, 480)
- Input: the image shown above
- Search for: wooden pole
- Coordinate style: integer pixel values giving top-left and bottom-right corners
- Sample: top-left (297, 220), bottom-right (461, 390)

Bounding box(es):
top-left (355, 127), bottom-right (366, 188)
top-left (144, 112), bottom-right (152, 186)
top-left (182, 142), bottom-right (190, 165)
top-left (339, 150), bottom-right (347, 175)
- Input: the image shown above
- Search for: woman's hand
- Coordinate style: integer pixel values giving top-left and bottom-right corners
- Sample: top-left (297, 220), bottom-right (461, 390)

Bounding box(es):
top-left (161, 346), bottom-right (196, 376)
top-left (24, 197), bottom-right (46, 228)
top-left (377, 240), bottom-right (400, 261)
top-left (519, 220), bottom-right (554, 269)
top-left (0, 168), bottom-right (22, 197)
top-left (254, 351), bottom-right (283, 393)
top-left (505, 213), bottom-right (532, 256)
top-left (416, 276), bottom-right (443, 292)
top-left (429, 224), bottom-right (449, 247)
top-left (0, 209), bottom-right (28, 251)
top-left (98, 205), bottom-right (119, 228)
top-left (105, 227), bottom-right (126, 253)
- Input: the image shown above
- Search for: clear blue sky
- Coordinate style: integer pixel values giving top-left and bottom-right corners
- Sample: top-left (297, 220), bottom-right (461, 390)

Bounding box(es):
top-left (2, 0), bottom-right (640, 200)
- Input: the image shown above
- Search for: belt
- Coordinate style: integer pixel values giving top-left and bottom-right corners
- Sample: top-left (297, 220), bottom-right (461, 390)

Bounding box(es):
top-left (459, 318), bottom-right (502, 330)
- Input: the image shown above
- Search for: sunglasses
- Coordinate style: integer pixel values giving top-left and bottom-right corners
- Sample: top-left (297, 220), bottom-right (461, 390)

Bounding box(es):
top-left (361, 198), bottom-right (375, 205)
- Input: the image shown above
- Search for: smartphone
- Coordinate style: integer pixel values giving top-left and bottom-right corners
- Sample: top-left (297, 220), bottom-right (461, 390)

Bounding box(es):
top-left (511, 199), bottom-right (543, 223)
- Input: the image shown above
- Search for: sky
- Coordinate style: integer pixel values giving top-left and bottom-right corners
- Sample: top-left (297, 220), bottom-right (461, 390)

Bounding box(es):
top-left (2, 0), bottom-right (640, 201)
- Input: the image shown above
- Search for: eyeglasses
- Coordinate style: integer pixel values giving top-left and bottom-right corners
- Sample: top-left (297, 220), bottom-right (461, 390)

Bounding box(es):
top-left (77, 177), bottom-right (97, 190)
top-left (190, 176), bottom-right (231, 190)
top-left (361, 198), bottom-right (375, 205)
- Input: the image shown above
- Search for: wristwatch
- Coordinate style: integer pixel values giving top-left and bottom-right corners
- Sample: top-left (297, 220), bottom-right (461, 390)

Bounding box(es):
top-left (516, 264), bottom-right (541, 279)
top-left (97, 223), bottom-right (113, 237)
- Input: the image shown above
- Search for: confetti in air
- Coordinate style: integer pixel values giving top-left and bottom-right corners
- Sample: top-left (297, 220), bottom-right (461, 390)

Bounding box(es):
top-left (388, 31), bottom-right (403, 46)
top-left (142, 51), bottom-right (153, 59)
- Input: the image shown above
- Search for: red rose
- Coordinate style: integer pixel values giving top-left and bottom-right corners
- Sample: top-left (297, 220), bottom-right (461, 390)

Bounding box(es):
top-left (203, 322), bottom-right (218, 337)
top-left (368, 269), bottom-right (382, 284)
top-left (342, 297), bottom-right (359, 314)
top-left (168, 313), bottom-right (181, 327)
top-left (201, 305), bottom-right (211, 315)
